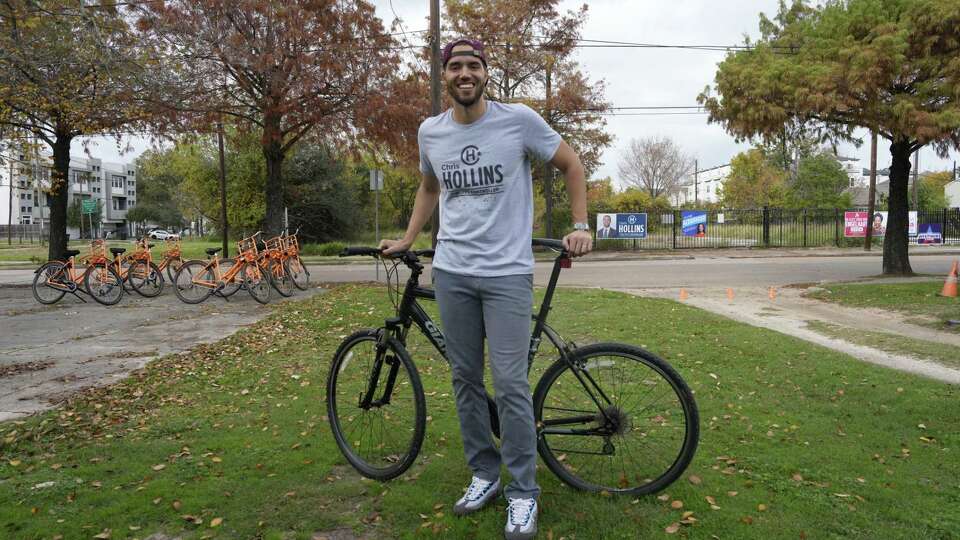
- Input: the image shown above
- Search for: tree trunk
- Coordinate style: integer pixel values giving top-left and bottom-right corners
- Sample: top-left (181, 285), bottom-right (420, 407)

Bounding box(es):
top-left (47, 134), bottom-right (73, 261)
top-left (262, 116), bottom-right (285, 236)
top-left (883, 138), bottom-right (913, 275)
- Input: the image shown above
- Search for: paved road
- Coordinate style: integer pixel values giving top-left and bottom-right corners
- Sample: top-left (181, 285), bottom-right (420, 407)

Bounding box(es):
top-left (0, 284), bottom-right (324, 422)
top-left (305, 251), bottom-right (959, 289)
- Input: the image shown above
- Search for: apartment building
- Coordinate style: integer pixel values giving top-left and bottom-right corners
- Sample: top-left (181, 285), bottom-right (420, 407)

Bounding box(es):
top-left (0, 146), bottom-right (137, 238)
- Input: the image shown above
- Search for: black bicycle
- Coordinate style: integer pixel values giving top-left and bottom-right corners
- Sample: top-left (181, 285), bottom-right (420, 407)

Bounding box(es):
top-left (326, 238), bottom-right (699, 495)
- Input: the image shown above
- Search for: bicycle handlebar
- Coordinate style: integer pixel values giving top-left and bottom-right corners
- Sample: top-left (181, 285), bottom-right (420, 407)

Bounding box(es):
top-left (341, 239), bottom-right (565, 259)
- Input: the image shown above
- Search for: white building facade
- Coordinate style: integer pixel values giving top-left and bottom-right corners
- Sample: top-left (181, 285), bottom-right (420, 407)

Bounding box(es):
top-left (672, 164), bottom-right (731, 206)
top-left (0, 146), bottom-right (137, 238)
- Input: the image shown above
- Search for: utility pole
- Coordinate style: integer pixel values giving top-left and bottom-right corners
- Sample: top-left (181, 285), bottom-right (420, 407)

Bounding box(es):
top-left (544, 57), bottom-right (554, 238)
top-left (693, 159), bottom-right (699, 205)
top-left (429, 0), bottom-right (441, 248)
top-left (7, 154), bottom-right (13, 245)
top-left (217, 119), bottom-right (229, 258)
top-left (865, 130), bottom-right (877, 251)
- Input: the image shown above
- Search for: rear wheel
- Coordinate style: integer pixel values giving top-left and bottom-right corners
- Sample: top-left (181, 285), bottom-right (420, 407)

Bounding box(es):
top-left (83, 262), bottom-right (125, 306)
top-left (32, 261), bottom-right (69, 304)
top-left (533, 343), bottom-right (699, 495)
top-left (130, 261), bottom-right (164, 297)
top-left (327, 329), bottom-right (426, 480)
top-left (173, 260), bottom-right (214, 304)
top-left (218, 259), bottom-right (242, 297)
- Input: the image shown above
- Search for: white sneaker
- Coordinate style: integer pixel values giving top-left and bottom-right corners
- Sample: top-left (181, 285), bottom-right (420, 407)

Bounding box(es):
top-left (453, 476), bottom-right (501, 516)
top-left (504, 497), bottom-right (538, 540)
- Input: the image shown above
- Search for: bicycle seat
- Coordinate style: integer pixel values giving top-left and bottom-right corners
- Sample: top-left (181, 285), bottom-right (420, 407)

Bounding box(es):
top-left (110, 248), bottom-right (126, 255)
top-left (205, 247), bottom-right (222, 256)
top-left (65, 249), bottom-right (81, 258)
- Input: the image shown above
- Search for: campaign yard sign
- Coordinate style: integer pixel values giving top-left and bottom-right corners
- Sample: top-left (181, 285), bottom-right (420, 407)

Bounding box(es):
top-left (916, 223), bottom-right (943, 245)
top-left (616, 213), bottom-right (647, 239)
top-left (844, 211), bottom-right (918, 237)
top-left (681, 211), bottom-right (707, 237)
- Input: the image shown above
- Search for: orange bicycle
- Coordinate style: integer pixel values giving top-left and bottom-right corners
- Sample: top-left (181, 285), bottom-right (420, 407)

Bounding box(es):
top-left (282, 227), bottom-right (309, 290)
top-left (174, 232), bottom-right (272, 304)
top-left (32, 240), bottom-right (124, 305)
top-left (157, 238), bottom-right (184, 283)
top-left (125, 238), bottom-right (165, 298)
top-left (261, 234), bottom-right (294, 297)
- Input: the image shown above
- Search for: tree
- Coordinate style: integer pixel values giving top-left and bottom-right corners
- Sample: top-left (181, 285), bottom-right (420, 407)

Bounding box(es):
top-left (135, 0), bottom-right (400, 235)
top-left (0, 2), bottom-right (154, 260)
top-left (66, 198), bottom-right (102, 237)
top-left (131, 151), bottom-right (187, 233)
top-left (720, 149), bottom-right (788, 209)
top-left (617, 136), bottom-right (694, 199)
top-left (283, 144), bottom-right (361, 242)
top-left (787, 152), bottom-right (851, 208)
top-left (699, 0), bottom-right (960, 274)
top-left (914, 171), bottom-right (952, 210)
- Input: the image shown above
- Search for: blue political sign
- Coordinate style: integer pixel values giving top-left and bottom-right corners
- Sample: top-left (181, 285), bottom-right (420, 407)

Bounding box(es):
top-left (681, 211), bottom-right (707, 237)
top-left (916, 223), bottom-right (942, 245)
top-left (616, 213), bottom-right (647, 239)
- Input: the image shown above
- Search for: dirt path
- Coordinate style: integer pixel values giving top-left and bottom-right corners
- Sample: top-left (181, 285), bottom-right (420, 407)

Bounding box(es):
top-left (614, 285), bottom-right (960, 385)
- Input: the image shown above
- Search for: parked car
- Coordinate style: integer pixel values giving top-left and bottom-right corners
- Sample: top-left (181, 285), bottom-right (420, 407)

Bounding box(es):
top-left (147, 229), bottom-right (179, 240)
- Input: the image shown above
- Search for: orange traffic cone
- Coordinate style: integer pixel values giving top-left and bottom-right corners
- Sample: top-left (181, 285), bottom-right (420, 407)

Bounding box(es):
top-left (941, 260), bottom-right (958, 298)
top-left (769, 287), bottom-right (777, 301)
top-left (726, 288), bottom-right (735, 301)
top-left (679, 288), bottom-right (689, 301)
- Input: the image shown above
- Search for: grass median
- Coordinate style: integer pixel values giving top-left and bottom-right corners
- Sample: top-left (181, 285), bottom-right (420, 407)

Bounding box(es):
top-left (1, 285), bottom-right (958, 539)
top-left (805, 281), bottom-right (960, 330)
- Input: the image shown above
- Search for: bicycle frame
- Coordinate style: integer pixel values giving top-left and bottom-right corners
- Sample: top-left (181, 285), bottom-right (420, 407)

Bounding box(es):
top-left (189, 232), bottom-right (263, 290)
top-left (362, 246), bottom-right (617, 427)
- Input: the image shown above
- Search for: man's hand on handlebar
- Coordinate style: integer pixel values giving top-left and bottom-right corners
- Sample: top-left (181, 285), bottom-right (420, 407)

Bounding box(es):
top-left (563, 230), bottom-right (593, 257)
top-left (379, 238), bottom-right (412, 256)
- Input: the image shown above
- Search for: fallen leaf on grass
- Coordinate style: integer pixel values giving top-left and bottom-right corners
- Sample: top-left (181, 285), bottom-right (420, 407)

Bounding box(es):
top-left (727, 491), bottom-right (738, 497)
top-left (741, 516), bottom-right (754, 525)
top-left (152, 464), bottom-right (166, 471)
top-left (670, 500), bottom-right (683, 509)
top-left (210, 517), bottom-right (223, 527)
top-left (665, 522), bottom-right (681, 534)
top-left (791, 473), bottom-right (803, 482)
top-left (705, 496), bottom-right (716, 505)
top-left (93, 530), bottom-right (111, 539)
top-left (182, 515), bottom-right (203, 525)
top-left (688, 475), bottom-right (702, 485)
top-left (657, 494), bottom-right (670, 502)
top-left (172, 500), bottom-right (182, 510)
top-left (757, 504), bottom-right (767, 512)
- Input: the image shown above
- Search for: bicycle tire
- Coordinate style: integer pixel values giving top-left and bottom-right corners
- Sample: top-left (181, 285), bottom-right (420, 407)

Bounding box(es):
top-left (244, 262), bottom-right (271, 304)
top-left (32, 261), bottom-right (68, 304)
top-left (83, 262), bottom-right (125, 306)
top-left (129, 261), bottom-right (164, 297)
top-left (164, 256), bottom-right (183, 283)
top-left (533, 342), bottom-right (699, 495)
top-left (173, 260), bottom-right (214, 304)
top-left (287, 256), bottom-right (309, 290)
top-left (218, 259), bottom-right (242, 297)
top-left (327, 329), bottom-right (427, 481)
top-left (269, 259), bottom-right (294, 297)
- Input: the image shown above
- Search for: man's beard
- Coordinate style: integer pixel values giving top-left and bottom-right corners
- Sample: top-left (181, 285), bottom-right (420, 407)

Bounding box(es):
top-left (448, 78), bottom-right (486, 107)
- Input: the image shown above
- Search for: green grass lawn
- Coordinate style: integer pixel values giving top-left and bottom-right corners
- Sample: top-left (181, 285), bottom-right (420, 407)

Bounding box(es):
top-left (1, 286), bottom-right (958, 539)
top-left (805, 281), bottom-right (960, 329)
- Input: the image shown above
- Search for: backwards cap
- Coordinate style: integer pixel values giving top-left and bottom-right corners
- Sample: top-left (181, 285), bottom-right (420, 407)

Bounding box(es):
top-left (442, 38), bottom-right (487, 68)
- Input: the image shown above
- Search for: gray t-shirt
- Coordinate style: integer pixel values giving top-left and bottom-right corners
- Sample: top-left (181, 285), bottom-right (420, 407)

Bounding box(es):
top-left (419, 101), bottom-right (562, 276)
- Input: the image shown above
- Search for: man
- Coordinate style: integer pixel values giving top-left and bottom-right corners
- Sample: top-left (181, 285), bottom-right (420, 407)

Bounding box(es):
top-left (380, 38), bottom-right (592, 540)
top-left (598, 213), bottom-right (616, 239)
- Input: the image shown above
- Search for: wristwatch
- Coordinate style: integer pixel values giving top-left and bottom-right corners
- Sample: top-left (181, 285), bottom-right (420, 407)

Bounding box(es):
top-left (573, 222), bottom-right (590, 231)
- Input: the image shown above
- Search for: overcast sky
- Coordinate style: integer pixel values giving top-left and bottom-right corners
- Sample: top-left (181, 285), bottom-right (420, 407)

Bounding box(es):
top-left (80, 0), bottom-right (956, 184)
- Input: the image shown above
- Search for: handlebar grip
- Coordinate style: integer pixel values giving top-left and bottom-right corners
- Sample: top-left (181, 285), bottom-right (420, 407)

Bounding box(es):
top-left (532, 238), bottom-right (565, 251)
top-left (414, 249), bottom-right (435, 258)
top-left (340, 246), bottom-right (383, 257)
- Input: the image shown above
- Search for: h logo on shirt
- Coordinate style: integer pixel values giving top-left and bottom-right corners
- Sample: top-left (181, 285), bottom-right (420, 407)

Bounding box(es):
top-left (460, 145), bottom-right (481, 165)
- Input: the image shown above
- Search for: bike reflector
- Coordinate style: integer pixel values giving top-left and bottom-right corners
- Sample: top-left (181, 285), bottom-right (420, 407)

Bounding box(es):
top-left (559, 257), bottom-right (572, 269)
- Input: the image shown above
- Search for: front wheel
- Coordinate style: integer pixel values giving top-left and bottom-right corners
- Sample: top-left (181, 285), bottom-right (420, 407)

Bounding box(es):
top-left (83, 262), bottom-right (125, 306)
top-left (164, 256), bottom-right (183, 283)
top-left (244, 262), bottom-right (271, 304)
top-left (173, 260), bottom-right (214, 304)
top-left (327, 329), bottom-right (426, 481)
top-left (533, 343), bottom-right (699, 495)
top-left (287, 256), bottom-right (310, 290)
top-left (269, 259), bottom-right (294, 297)
top-left (129, 261), bottom-right (164, 297)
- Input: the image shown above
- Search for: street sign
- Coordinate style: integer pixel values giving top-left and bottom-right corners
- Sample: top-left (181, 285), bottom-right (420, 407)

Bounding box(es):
top-left (81, 199), bottom-right (97, 214)
top-left (369, 169), bottom-right (384, 191)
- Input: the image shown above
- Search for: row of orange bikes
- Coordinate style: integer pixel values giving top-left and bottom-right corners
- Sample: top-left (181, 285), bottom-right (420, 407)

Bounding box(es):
top-left (31, 230), bottom-right (310, 306)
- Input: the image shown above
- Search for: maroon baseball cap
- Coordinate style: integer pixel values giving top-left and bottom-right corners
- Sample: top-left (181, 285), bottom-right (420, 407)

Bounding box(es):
top-left (442, 38), bottom-right (487, 68)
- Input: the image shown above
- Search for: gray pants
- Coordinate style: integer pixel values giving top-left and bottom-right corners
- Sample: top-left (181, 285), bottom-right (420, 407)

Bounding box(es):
top-left (433, 269), bottom-right (539, 500)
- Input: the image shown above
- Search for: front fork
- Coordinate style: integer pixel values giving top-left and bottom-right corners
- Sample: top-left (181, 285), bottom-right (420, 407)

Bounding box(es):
top-left (358, 329), bottom-right (402, 409)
